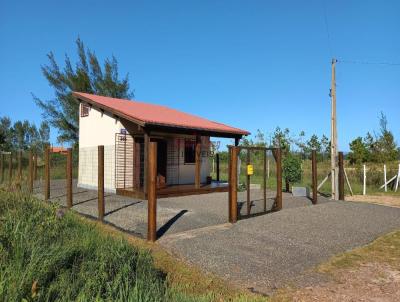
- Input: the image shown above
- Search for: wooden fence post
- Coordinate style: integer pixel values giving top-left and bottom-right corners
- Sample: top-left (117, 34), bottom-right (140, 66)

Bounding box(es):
top-left (67, 148), bottom-right (73, 208)
top-left (338, 152), bottom-right (345, 201)
top-left (275, 148), bottom-right (283, 211)
top-left (29, 150), bottom-right (33, 193)
top-left (33, 153), bottom-right (37, 181)
top-left (98, 145), bottom-right (105, 220)
top-left (363, 164), bottom-right (367, 196)
top-left (216, 153), bottom-right (220, 182)
top-left (147, 142), bottom-right (157, 241)
top-left (0, 153), bottom-right (4, 183)
top-left (18, 150), bottom-right (22, 180)
top-left (17, 150), bottom-right (22, 190)
top-left (311, 150), bottom-right (318, 204)
top-left (8, 152), bottom-right (12, 186)
top-left (195, 135), bottom-right (201, 189)
top-left (44, 145), bottom-right (50, 201)
top-left (263, 149), bottom-right (267, 212)
top-left (383, 164), bottom-right (387, 192)
top-left (229, 146), bottom-right (238, 223)
top-left (246, 149), bottom-right (251, 215)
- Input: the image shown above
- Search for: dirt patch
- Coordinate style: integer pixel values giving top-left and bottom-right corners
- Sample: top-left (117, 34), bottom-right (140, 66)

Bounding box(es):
top-left (346, 194), bottom-right (400, 208)
top-left (278, 262), bottom-right (400, 302)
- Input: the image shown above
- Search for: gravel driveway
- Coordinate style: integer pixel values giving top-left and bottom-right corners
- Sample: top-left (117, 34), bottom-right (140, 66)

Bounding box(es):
top-left (159, 201), bottom-right (400, 293)
top-left (33, 179), bottom-right (400, 294)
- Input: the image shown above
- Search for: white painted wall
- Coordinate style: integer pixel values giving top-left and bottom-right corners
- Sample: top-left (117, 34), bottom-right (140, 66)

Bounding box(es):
top-left (78, 103), bottom-right (212, 191)
top-left (79, 103), bottom-right (123, 147)
top-left (78, 103), bottom-right (121, 192)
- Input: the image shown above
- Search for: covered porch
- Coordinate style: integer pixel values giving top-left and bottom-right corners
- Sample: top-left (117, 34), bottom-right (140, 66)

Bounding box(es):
top-left (117, 181), bottom-right (229, 199)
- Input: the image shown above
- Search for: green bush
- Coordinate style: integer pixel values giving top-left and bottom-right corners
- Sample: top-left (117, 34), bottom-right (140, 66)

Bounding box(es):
top-left (282, 154), bottom-right (302, 185)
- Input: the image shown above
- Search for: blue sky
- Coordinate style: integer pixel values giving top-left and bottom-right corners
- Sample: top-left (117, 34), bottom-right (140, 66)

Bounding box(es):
top-left (0, 0), bottom-right (399, 150)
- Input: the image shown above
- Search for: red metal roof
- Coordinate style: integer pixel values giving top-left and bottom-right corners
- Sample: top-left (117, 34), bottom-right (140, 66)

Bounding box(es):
top-left (73, 92), bottom-right (250, 136)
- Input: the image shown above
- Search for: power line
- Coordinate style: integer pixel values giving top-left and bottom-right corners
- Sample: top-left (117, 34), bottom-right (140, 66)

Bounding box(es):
top-left (338, 59), bottom-right (400, 66)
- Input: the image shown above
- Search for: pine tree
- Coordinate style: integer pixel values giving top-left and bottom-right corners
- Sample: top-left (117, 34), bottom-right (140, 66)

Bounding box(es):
top-left (33, 38), bottom-right (133, 146)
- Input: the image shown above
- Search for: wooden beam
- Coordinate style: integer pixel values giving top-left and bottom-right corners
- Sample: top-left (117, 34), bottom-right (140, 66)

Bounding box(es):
top-left (143, 131), bottom-right (150, 194)
top-left (98, 145), bottom-right (105, 220)
top-left (66, 148), bottom-right (73, 208)
top-left (147, 142), bottom-right (157, 241)
top-left (311, 150), bottom-right (318, 204)
top-left (195, 135), bottom-right (201, 189)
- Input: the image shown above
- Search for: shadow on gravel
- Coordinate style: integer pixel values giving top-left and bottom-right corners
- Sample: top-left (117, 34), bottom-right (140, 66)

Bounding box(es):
top-left (105, 201), bottom-right (143, 217)
top-left (72, 195), bottom-right (112, 206)
top-left (157, 210), bottom-right (188, 238)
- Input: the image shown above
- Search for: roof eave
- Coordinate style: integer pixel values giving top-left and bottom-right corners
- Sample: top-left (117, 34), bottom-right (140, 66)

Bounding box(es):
top-left (73, 92), bottom-right (146, 127)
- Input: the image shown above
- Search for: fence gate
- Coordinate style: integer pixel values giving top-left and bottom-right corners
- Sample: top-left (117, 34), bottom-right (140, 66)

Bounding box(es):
top-left (228, 146), bottom-right (282, 222)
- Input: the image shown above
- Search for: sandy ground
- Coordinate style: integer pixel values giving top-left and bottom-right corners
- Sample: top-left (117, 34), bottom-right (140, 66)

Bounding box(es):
top-left (346, 194), bottom-right (400, 208)
top-left (285, 262), bottom-right (400, 302)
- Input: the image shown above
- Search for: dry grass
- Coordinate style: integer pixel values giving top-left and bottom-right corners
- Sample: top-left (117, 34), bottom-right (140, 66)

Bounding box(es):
top-left (270, 230), bottom-right (400, 301)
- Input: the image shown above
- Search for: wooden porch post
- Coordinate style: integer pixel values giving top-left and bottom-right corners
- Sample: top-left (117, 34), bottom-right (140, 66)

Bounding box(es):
top-left (147, 142), bottom-right (157, 241)
top-left (229, 146), bottom-right (238, 223)
top-left (143, 131), bottom-right (150, 195)
top-left (195, 135), bottom-right (201, 189)
top-left (311, 150), bottom-right (318, 204)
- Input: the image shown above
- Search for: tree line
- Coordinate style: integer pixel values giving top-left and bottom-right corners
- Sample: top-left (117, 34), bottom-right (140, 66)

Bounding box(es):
top-left (239, 112), bottom-right (399, 165)
top-left (0, 117), bottom-right (50, 153)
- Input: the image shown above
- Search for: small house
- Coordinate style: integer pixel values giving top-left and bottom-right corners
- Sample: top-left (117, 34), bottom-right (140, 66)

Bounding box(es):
top-left (73, 92), bottom-right (249, 198)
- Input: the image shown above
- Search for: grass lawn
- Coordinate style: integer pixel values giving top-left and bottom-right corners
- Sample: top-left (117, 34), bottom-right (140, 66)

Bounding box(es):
top-left (0, 189), bottom-right (265, 302)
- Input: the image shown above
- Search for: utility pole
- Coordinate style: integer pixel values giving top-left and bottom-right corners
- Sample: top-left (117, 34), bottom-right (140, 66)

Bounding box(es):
top-left (330, 58), bottom-right (339, 200)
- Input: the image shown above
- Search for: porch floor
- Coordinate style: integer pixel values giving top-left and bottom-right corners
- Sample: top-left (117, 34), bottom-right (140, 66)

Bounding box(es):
top-left (116, 181), bottom-right (229, 199)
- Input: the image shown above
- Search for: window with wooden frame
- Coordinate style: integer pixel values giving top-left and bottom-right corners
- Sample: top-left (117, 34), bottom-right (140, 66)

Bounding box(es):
top-left (184, 139), bottom-right (196, 164)
top-left (81, 104), bottom-right (90, 117)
